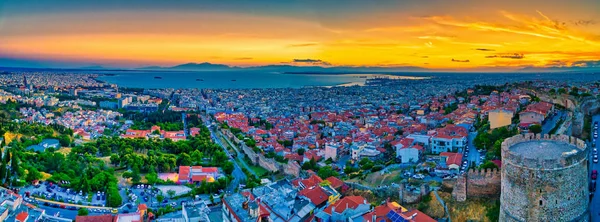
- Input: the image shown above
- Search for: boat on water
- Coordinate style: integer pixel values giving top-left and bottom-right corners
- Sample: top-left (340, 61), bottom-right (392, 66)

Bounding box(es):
top-left (196, 79), bottom-right (204, 81)
top-left (154, 76), bottom-right (162, 79)
top-left (231, 79), bottom-right (237, 81)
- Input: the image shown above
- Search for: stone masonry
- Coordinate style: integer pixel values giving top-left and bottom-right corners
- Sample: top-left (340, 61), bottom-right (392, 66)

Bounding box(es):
top-left (500, 133), bottom-right (589, 222)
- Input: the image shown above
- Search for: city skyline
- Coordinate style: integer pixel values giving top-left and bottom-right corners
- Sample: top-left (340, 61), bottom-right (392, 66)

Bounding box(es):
top-left (1, 0), bottom-right (600, 70)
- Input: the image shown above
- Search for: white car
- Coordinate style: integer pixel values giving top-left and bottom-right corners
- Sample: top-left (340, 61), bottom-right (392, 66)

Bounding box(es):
top-left (594, 155), bottom-right (598, 163)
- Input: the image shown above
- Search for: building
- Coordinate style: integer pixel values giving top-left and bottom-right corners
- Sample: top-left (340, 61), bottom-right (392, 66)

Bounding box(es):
top-left (394, 137), bottom-right (425, 163)
top-left (100, 101), bottom-right (119, 109)
top-left (519, 102), bottom-right (554, 124)
top-left (351, 143), bottom-right (382, 161)
top-left (315, 196), bottom-right (371, 222)
top-left (324, 142), bottom-right (339, 161)
top-left (431, 124), bottom-right (467, 154)
top-left (222, 180), bottom-right (314, 222)
top-left (500, 134), bottom-right (588, 221)
top-left (488, 109), bottom-right (513, 129)
top-left (119, 97), bottom-right (132, 108)
top-left (439, 152), bottom-right (463, 170)
top-left (182, 202), bottom-right (211, 222)
top-left (178, 166), bottom-right (220, 183)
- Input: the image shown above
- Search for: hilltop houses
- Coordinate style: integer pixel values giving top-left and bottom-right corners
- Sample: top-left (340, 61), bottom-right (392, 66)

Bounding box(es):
top-left (430, 124), bottom-right (468, 154)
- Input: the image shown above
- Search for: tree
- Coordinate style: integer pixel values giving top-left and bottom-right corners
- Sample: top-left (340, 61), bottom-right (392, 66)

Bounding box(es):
top-left (558, 88), bottom-right (567, 94)
top-left (167, 190), bottom-right (176, 198)
top-left (106, 182), bottom-right (122, 207)
top-left (209, 194), bottom-right (215, 204)
top-left (146, 171), bottom-right (159, 184)
top-left (78, 208), bottom-right (89, 216)
top-left (26, 167), bottom-right (41, 182)
top-left (479, 161), bottom-right (499, 170)
top-left (297, 148), bottom-right (306, 156)
top-left (317, 166), bottom-right (339, 179)
top-left (0, 162), bottom-right (5, 182)
top-left (157, 194), bottom-right (165, 203)
top-left (528, 124), bottom-right (542, 134)
top-left (222, 161), bottom-right (234, 175)
top-left (549, 88), bottom-right (556, 94)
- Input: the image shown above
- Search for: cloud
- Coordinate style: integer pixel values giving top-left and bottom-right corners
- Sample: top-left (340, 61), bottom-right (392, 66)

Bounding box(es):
top-left (418, 35), bottom-right (454, 41)
top-left (475, 48), bottom-right (495, 51)
top-left (291, 59), bottom-right (331, 66)
top-left (288, 43), bottom-right (319, 47)
top-left (451, 59), bottom-right (470, 63)
top-left (423, 11), bottom-right (600, 46)
top-left (485, 53), bottom-right (525, 59)
top-left (234, 57), bottom-right (253, 60)
top-left (571, 20), bottom-right (596, 26)
top-left (572, 60), bottom-right (600, 67)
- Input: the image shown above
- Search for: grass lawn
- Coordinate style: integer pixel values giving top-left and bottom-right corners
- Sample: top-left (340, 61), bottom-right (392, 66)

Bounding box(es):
top-left (234, 158), bottom-right (269, 177)
top-left (347, 169), bottom-right (403, 187)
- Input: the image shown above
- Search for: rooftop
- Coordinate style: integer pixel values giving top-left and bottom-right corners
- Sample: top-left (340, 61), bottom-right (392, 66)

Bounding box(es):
top-left (509, 140), bottom-right (579, 160)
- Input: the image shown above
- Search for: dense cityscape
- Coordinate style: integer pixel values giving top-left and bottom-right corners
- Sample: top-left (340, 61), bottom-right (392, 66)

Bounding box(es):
top-left (1, 0), bottom-right (600, 221)
top-left (0, 69), bottom-right (595, 222)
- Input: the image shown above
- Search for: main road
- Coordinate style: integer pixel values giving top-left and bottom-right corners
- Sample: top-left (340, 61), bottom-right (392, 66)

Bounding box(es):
top-left (204, 119), bottom-right (248, 193)
top-left (590, 115), bottom-right (599, 221)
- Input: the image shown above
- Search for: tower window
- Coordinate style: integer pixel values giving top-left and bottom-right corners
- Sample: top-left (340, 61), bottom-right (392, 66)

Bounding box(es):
top-left (539, 200), bottom-right (543, 206)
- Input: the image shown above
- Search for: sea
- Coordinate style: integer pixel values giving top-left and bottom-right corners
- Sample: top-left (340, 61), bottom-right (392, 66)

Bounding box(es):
top-left (94, 70), bottom-right (427, 89)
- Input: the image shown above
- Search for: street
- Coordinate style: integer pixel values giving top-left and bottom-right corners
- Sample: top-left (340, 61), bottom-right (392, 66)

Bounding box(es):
top-left (541, 110), bottom-right (565, 135)
top-left (465, 131), bottom-right (481, 167)
top-left (206, 120), bottom-right (248, 193)
top-left (589, 115), bottom-right (599, 222)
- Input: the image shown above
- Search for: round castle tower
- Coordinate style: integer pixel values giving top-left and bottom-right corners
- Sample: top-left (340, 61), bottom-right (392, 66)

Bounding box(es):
top-left (500, 133), bottom-right (589, 222)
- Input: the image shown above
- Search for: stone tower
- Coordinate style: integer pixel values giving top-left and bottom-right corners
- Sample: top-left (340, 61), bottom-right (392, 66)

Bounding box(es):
top-left (500, 133), bottom-right (589, 222)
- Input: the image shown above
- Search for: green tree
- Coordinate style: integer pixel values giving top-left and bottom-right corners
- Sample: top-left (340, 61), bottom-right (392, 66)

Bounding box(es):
top-left (77, 208), bottom-right (89, 216)
top-left (297, 148), bottom-right (306, 156)
top-left (222, 161), bottom-right (234, 175)
top-left (317, 166), bottom-right (339, 179)
top-left (26, 167), bottom-right (41, 182)
top-left (0, 162), bottom-right (6, 182)
top-left (145, 170), bottom-right (159, 184)
top-left (157, 194), bottom-right (165, 203)
top-left (558, 88), bottom-right (567, 94)
top-left (167, 190), bottom-right (176, 198)
top-left (528, 124), bottom-right (542, 134)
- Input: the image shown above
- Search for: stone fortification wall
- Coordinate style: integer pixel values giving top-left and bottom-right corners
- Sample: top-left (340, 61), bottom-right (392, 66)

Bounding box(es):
top-left (500, 133), bottom-right (589, 222)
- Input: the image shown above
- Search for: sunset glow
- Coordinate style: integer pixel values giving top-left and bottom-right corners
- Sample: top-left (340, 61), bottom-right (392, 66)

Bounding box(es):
top-left (1, 0), bottom-right (599, 70)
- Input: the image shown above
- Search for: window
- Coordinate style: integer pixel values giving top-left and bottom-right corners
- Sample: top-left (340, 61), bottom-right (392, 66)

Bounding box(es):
top-left (539, 200), bottom-right (543, 206)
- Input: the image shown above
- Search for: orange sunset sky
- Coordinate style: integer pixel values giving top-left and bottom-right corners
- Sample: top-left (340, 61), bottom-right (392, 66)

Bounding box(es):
top-left (0, 0), bottom-right (599, 70)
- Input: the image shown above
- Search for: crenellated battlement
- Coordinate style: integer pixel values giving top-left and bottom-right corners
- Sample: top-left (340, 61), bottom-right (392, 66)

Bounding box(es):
top-left (501, 133), bottom-right (587, 169)
top-left (467, 167), bottom-right (501, 178)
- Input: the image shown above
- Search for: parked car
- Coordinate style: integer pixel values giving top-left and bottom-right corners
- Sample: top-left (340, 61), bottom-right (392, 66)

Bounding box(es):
top-left (592, 170), bottom-right (598, 180)
top-left (591, 180), bottom-right (597, 192)
top-left (594, 155), bottom-right (599, 163)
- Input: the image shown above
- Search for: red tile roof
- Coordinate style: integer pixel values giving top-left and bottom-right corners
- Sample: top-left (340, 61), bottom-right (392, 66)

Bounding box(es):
top-left (138, 203), bottom-right (148, 211)
top-left (15, 212), bottom-right (28, 222)
top-left (440, 152), bottom-right (463, 166)
top-left (300, 174), bottom-right (323, 188)
top-left (325, 176), bottom-right (344, 189)
top-left (179, 166), bottom-right (190, 181)
top-left (298, 186), bottom-right (329, 206)
top-left (75, 215), bottom-right (116, 222)
top-left (323, 196), bottom-right (366, 214)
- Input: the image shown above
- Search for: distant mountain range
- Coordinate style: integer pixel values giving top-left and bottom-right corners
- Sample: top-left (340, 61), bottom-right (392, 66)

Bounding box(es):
top-left (2, 60), bottom-right (598, 73)
top-left (136, 62), bottom-right (429, 73)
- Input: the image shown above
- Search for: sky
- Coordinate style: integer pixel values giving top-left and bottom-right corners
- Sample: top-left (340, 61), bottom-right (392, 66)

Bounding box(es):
top-left (0, 0), bottom-right (599, 70)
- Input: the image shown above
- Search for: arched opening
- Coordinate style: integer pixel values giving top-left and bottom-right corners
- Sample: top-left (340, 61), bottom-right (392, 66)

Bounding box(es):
top-left (539, 200), bottom-right (543, 206)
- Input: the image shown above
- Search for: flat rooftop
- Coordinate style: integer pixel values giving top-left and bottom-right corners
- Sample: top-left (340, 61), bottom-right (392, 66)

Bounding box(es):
top-left (510, 140), bottom-right (579, 160)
